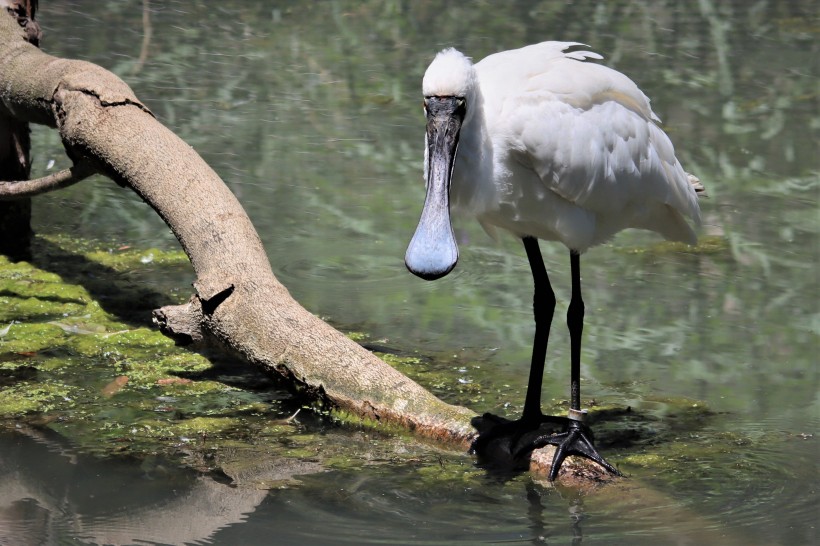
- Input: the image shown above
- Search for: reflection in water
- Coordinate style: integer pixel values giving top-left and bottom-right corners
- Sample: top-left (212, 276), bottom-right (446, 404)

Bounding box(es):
top-left (0, 416), bottom-right (816, 544)
top-left (0, 427), bottom-right (268, 545)
top-left (525, 481), bottom-right (584, 546)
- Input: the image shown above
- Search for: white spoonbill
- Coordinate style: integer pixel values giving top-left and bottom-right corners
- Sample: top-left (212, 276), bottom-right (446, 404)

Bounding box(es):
top-left (405, 42), bottom-right (704, 480)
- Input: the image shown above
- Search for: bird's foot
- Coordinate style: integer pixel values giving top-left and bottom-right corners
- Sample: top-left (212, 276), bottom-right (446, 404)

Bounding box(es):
top-left (470, 410), bottom-right (620, 480)
top-left (470, 412), bottom-right (568, 472)
top-left (532, 414), bottom-right (621, 481)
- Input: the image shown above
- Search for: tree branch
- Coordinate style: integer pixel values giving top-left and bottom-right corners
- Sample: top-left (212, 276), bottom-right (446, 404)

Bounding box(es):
top-left (0, 160), bottom-right (96, 200)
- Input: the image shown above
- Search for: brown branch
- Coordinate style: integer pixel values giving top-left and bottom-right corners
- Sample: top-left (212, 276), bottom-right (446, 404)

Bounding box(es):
top-left (0, 160), bottom-right (97, 200)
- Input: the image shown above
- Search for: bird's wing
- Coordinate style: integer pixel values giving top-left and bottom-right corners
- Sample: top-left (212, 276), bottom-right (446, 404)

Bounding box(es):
top-left (478, 43), bottom-right (700, 225)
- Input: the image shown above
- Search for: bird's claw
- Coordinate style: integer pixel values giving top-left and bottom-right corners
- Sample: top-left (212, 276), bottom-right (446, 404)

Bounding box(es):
top-left (531, 419), bottom-right (621, 481)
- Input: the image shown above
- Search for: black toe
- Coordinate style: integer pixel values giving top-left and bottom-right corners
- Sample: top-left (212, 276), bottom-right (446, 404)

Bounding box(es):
top-left (531, 419), bottom-right (620, 480)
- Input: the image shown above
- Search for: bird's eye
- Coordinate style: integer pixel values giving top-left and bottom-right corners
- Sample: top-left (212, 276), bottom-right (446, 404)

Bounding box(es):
top-left (456, 97), bottom-right (466, 113)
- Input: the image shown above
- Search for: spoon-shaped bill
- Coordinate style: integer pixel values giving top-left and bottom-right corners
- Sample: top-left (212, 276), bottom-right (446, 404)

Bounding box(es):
top-left (405, 96), bottom-right (464, 280)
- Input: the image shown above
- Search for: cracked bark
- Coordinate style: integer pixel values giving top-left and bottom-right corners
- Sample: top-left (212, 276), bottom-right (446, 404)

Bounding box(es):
top-left (0, 8), bottom-right (615, 484)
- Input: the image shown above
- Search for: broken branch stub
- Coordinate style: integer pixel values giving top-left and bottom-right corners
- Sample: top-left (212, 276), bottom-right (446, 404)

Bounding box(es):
top-left (0, 160), bottom-right (97, 200)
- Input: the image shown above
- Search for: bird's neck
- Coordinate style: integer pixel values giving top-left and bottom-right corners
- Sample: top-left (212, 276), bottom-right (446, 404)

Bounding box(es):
top-left (451, 90), bottom-right (495, 212)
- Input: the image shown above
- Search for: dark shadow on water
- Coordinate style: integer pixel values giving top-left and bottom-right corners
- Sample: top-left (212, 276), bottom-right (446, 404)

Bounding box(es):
top-left (29, 237), bottom-right (182, 327)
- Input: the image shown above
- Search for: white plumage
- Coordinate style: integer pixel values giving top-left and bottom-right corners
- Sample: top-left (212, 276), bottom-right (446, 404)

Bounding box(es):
top-left (420, 41), bottom-right (700, 254)
top-left (406, 41), bottom-right (704, 480)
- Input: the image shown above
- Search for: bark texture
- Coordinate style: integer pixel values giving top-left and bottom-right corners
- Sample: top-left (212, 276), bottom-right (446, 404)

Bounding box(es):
top-left (0, 0), bottom-right (38, 260)
top-left (0, 9), bottom-right (615, 484)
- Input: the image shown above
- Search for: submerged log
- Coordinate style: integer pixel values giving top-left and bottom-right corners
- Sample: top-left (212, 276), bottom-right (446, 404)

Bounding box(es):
top-left (0, 8), bottom-right (614, 485)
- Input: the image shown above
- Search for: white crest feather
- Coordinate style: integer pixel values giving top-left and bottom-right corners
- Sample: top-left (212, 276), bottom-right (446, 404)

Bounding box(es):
top-left (422, 48), bottom-right (476, 98)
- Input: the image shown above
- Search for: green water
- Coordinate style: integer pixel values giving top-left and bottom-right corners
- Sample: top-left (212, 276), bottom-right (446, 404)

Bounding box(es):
top-left (1, 1), bottom-right (817, 545)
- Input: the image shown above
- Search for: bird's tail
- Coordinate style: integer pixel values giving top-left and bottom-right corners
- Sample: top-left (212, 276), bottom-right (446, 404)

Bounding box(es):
top-left (687, 172), bottom-right (707, 197)
top-left (653, 172), bottom-right (705, 245)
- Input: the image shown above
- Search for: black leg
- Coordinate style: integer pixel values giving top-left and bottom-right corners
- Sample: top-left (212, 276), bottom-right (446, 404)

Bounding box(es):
top-left (568, 250), bottom-right (583, 411)
top-left (469, 237), bottom-right (563, 467)
top-left (521, 236), bottom-right (555, 420)
top-left (470, 245), bottom-right (620, 481)
top-left (534, 250), bottom-right (620, 480)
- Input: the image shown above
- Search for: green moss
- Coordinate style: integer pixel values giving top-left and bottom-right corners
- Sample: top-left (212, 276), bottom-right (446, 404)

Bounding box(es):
top-left (0, 381), bottom-right (75, 416)
top-left (330, 406), bottom-right (414, 439)
top-left (84, 247), bottom-right (190, 270)
top-left (378, 351), bottom-right (484, 404)
top-left (0, 323), bottom-right (68, 354)
top-left (40, 234), bottom-right (189, 271)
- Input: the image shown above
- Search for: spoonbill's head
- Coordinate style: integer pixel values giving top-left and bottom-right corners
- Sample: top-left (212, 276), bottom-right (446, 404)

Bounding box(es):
top-left (405, 49), bottom-right (475, 281)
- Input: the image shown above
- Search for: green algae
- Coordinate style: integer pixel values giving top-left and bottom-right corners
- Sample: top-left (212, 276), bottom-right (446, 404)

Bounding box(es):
top-left (0, 236), bottom-right (269, 465)
top-left (415, 456), bottom-right (485, 484)
top-left (344, 331), bottom-right (369, 343)
top-left (0, 381), bottom-right (76, 416)
top-left (588, 396), bottom-right (774, 488)
top-left (377, 351), bottom-right (484, 406)
top-left (41, 233), bottom-right (190, 271)
top-left (0, 323), bottom-right (69, 355)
